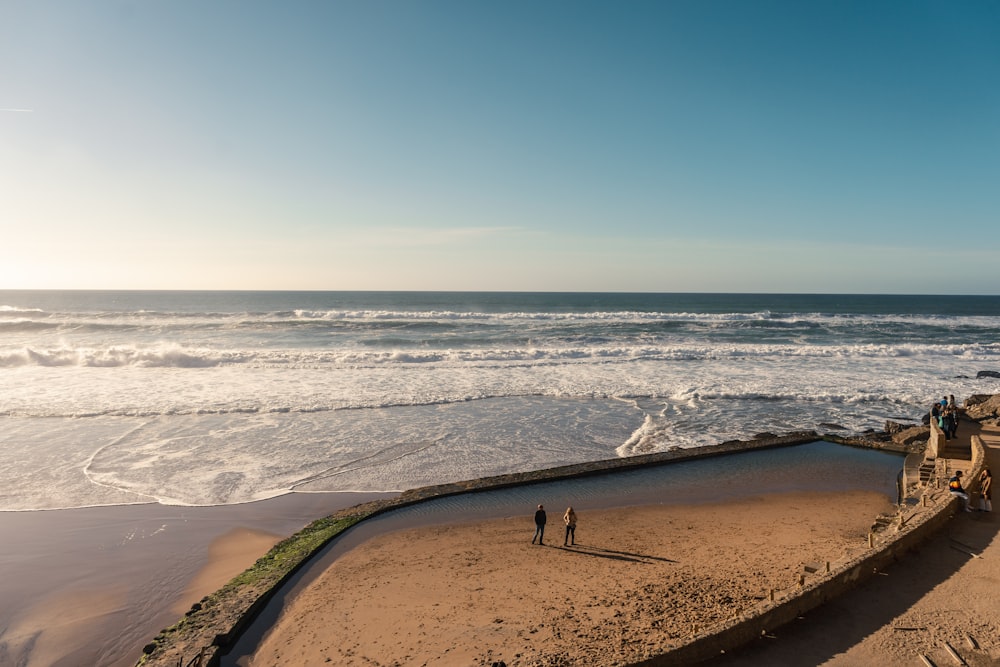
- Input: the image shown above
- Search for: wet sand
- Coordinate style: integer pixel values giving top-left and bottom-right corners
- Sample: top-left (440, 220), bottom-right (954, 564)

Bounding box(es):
top-left (0, 492), bottom-right (394, 667)
top-left (252, 490), bottom-right (895, 667)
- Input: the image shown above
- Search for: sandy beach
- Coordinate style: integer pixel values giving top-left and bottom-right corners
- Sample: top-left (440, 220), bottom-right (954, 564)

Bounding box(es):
top-left (247, 431), bottom-right (1000, 667)
top-left (252, 491), bottom-right (895, 666)
top-left (4, 434), bottom-right (996, 667)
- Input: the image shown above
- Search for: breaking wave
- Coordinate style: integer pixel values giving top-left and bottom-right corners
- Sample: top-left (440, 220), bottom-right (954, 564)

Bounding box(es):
top-left (2, 341), bottom-right (997, 369)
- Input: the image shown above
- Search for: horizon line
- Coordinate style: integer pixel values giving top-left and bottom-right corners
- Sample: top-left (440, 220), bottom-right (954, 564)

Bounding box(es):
top-left (1, 288), bottom-right (998, 297)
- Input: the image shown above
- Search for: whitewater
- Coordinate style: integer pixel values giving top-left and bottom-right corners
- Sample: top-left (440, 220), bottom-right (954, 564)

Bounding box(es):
top-left (2, 291), bottom-right (998, 511)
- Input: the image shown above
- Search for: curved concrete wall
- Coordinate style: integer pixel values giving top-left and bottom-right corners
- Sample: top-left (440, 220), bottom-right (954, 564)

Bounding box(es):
top-left (138, 432), bottom-right (944, 667)
top-left (627, 434), bottom-right (987, 666)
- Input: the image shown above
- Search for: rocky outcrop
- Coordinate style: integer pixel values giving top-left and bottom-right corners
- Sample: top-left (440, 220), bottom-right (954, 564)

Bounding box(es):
top-left (976, 370), bottom-right (1000, 379)
top-left (884, 420), bottom-right (918, 435)
top-left (965, 393), bottom-right (1000, 424)
top-left (891, 425), bottom-right (929, 447)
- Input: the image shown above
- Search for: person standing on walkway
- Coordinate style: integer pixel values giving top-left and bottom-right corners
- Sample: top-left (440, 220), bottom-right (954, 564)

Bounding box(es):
top-left (979, 468), bottom-right (993, 512)
top-left (934, 399), bottom-right (952, 441)
top-left (563, 506), bottom-right (577, 546)
top-left (949, 395), bottom-right (960, 438)
top-left (944, 404), bottom-right (958, 440)
top-left (531, 504), bottom-right (547, 545)
top-left (949, 471), bottom-right (973, 512)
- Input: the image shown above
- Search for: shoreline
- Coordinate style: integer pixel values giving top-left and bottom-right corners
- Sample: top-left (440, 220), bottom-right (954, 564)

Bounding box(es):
top-left (0, 492), bottom-right (396, 667)
top-left (0, 427), bottom-right (964, 667)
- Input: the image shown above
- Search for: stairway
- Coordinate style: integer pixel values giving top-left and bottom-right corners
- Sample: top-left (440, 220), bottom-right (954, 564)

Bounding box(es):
top-left (938, 417), bottom-right (973, 461)
top-left (918, 457), bottom-right (937, 484)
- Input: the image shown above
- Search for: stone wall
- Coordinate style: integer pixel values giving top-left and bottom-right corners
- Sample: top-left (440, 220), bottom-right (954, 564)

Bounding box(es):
top-left (928, 413), bottom-right (944, 459)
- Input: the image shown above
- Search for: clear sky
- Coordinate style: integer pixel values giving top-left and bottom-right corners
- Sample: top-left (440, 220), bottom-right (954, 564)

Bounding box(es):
top-left (2, 1), bottom-right (998, 293)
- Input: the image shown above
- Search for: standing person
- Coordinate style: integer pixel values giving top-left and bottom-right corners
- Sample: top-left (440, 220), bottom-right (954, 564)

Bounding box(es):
top-left (949, 471), bottom-right (973, 512)
top-left (979, 468), bottom-right (993, 512)
top-left (563, 506), bottom-right (577, 546)
top-left (949, 395), bottom-right (960, 438)
top-left (943, 404), bottom-right (956, 440)
top-left (935, 400), bottom-right (950, 440)
top-left (531, 504), bottom-right (547, 545)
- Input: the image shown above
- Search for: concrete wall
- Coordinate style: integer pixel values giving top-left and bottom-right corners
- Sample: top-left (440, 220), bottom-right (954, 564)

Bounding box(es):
top-left (626, 433), bottom-right (987, 666)
top-left (138, 431), bottom-right (938, 667)
top-left (928, 413), bottom-right (944, 459)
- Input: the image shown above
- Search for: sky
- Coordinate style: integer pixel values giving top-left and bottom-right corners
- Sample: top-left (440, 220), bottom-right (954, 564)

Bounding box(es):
top-left (2, 1), bottom-right (998, 294)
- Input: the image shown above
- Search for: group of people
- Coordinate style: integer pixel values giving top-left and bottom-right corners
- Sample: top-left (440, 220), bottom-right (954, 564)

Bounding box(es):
top-left (531, 504), bottom-right (578, 547)
top-left (949, 467), bottom-right (993, 512)
top-left (931, 394), bottom-right (960, 440)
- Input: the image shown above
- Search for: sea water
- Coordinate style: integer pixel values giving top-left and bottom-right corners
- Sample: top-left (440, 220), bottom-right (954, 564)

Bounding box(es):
top-left (2, 291), bottom-right (998, 511)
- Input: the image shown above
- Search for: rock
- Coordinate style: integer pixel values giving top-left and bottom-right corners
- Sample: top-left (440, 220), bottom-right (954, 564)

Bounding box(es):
top-left (819, 423), bottom-right (847, 431)
top-left (965, 394), bottom-right (1000, 421)
top-left (884, 420), bottom-right (915, 435)
top-left (965, 394), bottom-right (993, 408)
top-left (892, 425), bottom-right (929, 447)
top-left (753, 432), bottom-right (777, 440)
top-left (976, 370), bottom-right (1000, 379)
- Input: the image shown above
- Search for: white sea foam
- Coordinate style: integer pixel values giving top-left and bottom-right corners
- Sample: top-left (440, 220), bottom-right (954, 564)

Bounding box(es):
top-left (3, 292), bottom-right (998, 511)
top-left (2, 341), bottom-right (997, 369)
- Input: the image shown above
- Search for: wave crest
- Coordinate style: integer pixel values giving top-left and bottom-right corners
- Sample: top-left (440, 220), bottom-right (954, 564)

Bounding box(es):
top-left (1, 345), bottom-right (253, 368)
top-left (2, 341), bottom-right (997, 369)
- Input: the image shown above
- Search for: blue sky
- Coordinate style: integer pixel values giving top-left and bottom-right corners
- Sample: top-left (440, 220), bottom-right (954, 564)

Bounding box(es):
top-left (2, 1), bottom-right (998, 293)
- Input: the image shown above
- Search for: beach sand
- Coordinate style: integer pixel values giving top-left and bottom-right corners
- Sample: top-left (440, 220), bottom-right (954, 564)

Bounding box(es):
top-left (6, 436), bottom-right (998, 666)
top-left (249, 432), bottom-right (1000, 667)
top-left (252, 491), bottom-right (895, 667)
top-left (0, 492), bottom-right (394, 667)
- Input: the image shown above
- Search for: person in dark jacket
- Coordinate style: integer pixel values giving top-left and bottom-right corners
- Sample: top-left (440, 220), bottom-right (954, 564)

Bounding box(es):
top-left (531, 504), bottom-right (547, 545)
top-left (949, 471), bottom-right (972, 512)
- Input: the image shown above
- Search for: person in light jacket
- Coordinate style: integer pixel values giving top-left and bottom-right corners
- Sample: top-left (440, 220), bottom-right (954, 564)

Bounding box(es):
top-left (563, 507), bottom-right (577, 546)
top-left (979, 468), bottom-right (993, 512)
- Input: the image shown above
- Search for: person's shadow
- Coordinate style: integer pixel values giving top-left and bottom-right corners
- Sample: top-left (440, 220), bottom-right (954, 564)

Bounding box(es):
top-left (558, 543), bottom-right (677, 564)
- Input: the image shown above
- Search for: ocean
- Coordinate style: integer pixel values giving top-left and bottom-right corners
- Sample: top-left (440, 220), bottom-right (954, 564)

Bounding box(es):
top-left (2, 291), bottom-right (998, 512)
